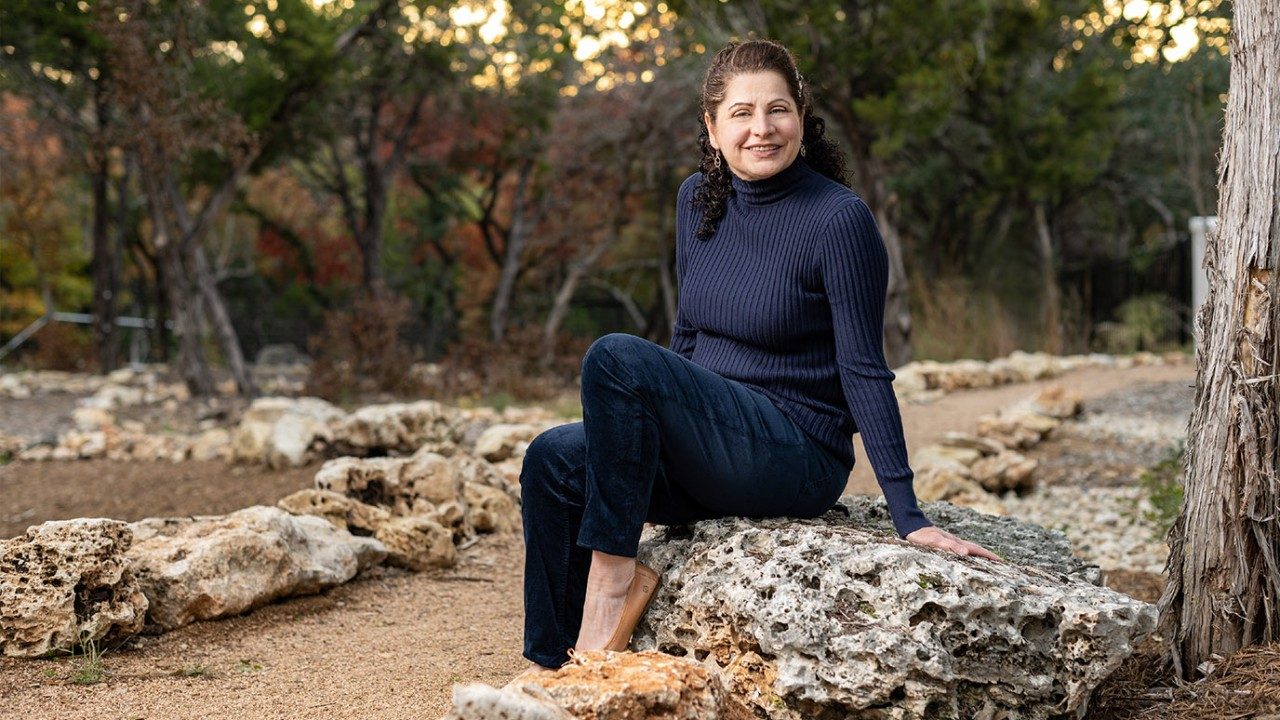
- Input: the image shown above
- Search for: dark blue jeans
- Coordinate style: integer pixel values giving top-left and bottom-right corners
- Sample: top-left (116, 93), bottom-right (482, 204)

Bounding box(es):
top-left (520, 333), bottom-right (849, 667)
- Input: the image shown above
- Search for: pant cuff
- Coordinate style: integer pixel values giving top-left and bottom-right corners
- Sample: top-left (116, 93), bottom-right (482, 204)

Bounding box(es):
top-left (575, 522), bottom-right (641, 558)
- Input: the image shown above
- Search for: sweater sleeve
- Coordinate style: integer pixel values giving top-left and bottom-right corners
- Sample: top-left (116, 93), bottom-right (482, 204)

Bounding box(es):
top-left (669, 174), bottom-right (699, 360)
top-left (819, 198), bottom-right (931, 538)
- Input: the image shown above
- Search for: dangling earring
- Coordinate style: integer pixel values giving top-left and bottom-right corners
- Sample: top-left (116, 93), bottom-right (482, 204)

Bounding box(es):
top-left (800, 144), bottom-right (807, 157)
top-left (713, 152), bottom-right (721, 170)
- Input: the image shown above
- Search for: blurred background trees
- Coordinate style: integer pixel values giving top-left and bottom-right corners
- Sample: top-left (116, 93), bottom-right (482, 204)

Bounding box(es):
top-left (0, 0), bottom-right (1231, 399)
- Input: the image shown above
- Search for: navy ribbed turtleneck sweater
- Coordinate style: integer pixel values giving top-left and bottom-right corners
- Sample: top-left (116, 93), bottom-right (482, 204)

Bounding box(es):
top-left (670, 157), bottom-right (930, 537)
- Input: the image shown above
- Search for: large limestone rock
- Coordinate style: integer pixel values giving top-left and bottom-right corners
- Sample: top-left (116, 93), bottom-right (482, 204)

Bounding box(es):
top-left (914, 468), bottom-right (1007, 516)
top-left (449, 451), bottom-right (521, 499)
top-left (977, 411), bottom-right (1060, 450)
top-left (1000, 350), bottom-right (1060, 382)
top-left (472, 423), bottom-right (541, 462)
top-left (403, 451), bottom-right (464, 506)
top-left (375, 516), bottom-right (456, 571)
top-left (446, 684), bottom-right (573, 720)
top-left (938, 431), bottom-right (1007, 456)
top-left (970, 450), bottom-right (1039, 493)
top-left (331, 401), bottom-right (461, 456)
top-left (445, 651), bottom-right (751, 720)
top-left (71, 406), bottom-right (115, 432)
top-left (309, 451), bottom-right (520, 568)
top-left (126, 506), bottom-right (385, 631)
top-left (464, 482), bottom-right (519, 533)
top-left (1029, 386), bottom-right (1084, 419)
top-left (913, 444), bottom-right (982, 471)
top-left (232, 397), bottom-right (344, 467)
top-left (633, 497), bottom-right (1150, 719)
top-left (0, 519), bottom-right (148, 657)
top-left (314, 452), bottom-right (520, 537)
top-left (930, 359), bottom-right (1000, 391)
top-left (276, 490), bottom-right (454, 571)
top-left (276, 489), bottom-right (392, 533)
top-left (189, 428), bottom-right (231, 462)
top-left (315, 456), bottom-right (425, 515)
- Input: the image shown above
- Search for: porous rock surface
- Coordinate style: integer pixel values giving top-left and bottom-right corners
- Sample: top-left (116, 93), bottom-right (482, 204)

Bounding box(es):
top-left (313, 448), bottom-right (520, 542)
top-left (444, 651), bottom-right (751, 720)
top-left (0, 519), bottom-right (148, 657)
top-left (472, 423), bottom-right (541, 462)
top-left (632, 496), bottom-right (1152, 719)
top-left (331, 401), bottom-right (463, 456)
top-left (126, 506), bottom-right (385, 631)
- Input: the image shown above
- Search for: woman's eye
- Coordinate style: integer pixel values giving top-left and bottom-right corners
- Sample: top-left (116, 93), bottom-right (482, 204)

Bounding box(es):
top-left (771, 107), bottom-right (788, 113)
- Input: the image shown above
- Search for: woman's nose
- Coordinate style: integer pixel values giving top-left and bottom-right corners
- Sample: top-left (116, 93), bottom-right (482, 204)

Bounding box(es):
top-left (751, 111), bottom-right (773, 137)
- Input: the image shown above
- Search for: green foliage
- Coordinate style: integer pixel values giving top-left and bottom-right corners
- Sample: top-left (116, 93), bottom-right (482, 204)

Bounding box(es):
top-left (1096, 293), bottom-right (1182, 353)
top-left (0, 0), bottom-right (1234, 381)
top-left (1139, 442), bottom-right (1185, 539)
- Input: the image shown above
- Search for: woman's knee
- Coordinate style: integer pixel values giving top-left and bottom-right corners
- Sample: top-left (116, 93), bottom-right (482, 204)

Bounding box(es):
top-left (581, 333), bottom-right (658, 387)
top-left (520, 423), bottom-right (585, 494)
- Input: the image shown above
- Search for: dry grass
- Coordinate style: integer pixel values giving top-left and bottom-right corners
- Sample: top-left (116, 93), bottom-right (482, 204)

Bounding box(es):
top-left (28, 322), bottom-right (98, 373)
top-left (1088, 643), bottom-right (1280, 720)
top-left (419, 324), bottom-right (586, 406)
top-left (305, 292), bottom-right (421, 402)
top-left (910, 274), bottom-right (1022, 361)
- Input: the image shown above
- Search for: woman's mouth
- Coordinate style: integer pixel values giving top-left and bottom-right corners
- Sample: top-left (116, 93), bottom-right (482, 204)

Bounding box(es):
top-left (746, 145), bottom-right (781, 158)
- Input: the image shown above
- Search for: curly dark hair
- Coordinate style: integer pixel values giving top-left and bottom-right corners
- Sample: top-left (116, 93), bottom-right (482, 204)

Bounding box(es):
top-left (693, 39), bottom-right (849, 240)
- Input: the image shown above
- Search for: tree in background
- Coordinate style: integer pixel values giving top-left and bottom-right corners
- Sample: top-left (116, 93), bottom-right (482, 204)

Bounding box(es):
top-left (663, 0), bottom-right (1226, 362)
top-left (0, 0), bottom-right (1234, 388)
top-left (1159, 0), bottom-right (1278, 678)
top-left (0, 95), bottom-right (91, 340)
top-left (670, 0), bottom-right (1003, 366)
top-left (100, 0), bottom-right (393, 395)
top-left (1, 1), bottom-right (129, 371)
top-left (538, 57), bottom-right (700, 367)
top-left (299, 3), bottom-right (454, 296)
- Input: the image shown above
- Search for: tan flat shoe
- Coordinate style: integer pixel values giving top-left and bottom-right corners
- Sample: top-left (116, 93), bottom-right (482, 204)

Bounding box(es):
top-left (603, 562), bottom-right (661, 652)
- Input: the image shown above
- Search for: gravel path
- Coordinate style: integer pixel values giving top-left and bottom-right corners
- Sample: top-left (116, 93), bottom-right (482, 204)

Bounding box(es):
top-left (1000, 379), bottom-right (1193, 574)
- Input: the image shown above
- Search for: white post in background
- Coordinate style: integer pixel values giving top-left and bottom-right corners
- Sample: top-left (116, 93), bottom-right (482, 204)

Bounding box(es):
top-left (1188, 216), bottom-right (1217, 348)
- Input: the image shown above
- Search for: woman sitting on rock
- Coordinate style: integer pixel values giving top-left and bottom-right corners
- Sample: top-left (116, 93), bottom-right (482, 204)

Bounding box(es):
top-left (519, 38), bottom-right (999, 671)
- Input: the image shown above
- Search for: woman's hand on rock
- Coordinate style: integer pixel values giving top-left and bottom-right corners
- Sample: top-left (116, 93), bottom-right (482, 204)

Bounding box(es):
top-left (905, 526), bottom-right (1002, 562)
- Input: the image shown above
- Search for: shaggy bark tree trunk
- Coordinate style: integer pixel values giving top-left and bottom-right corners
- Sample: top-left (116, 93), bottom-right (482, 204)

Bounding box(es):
top-left (1159, 0), bottom-right (1279, 678)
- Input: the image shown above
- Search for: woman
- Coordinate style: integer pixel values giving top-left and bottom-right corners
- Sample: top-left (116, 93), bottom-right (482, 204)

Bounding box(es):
top-left (519, 38), bottom-right (998, 671)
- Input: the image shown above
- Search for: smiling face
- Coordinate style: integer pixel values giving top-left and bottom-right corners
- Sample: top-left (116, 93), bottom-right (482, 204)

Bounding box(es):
top-left (703, 70), bottom-right (804, 182)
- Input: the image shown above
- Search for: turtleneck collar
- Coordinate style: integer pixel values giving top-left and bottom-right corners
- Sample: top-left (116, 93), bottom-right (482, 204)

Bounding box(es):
top-left (729, 156), bottom-right (811, 207)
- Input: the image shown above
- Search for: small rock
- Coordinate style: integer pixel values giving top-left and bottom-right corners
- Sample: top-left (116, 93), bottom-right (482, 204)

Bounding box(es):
top-left (914, 444), bottom-right (983, 469)
top-left (472, 423), bottom-right (541, 462)
top-left (0, 519), bottom-right (148, 657)
top-left (970, 450), bottom-right (1039, 493)
top-left (189, 428), bottom-right (231, 462)
top-left (376, 516), bottom-right (456, 570)
top-left (939, 431), bottom-right (1006, 456)
top-left (448, 651), bottom-right (750, 720)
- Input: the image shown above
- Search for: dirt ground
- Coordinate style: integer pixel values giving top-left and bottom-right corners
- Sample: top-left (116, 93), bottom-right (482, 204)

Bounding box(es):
top-left (0, 361), bottom-right (1196, 719)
